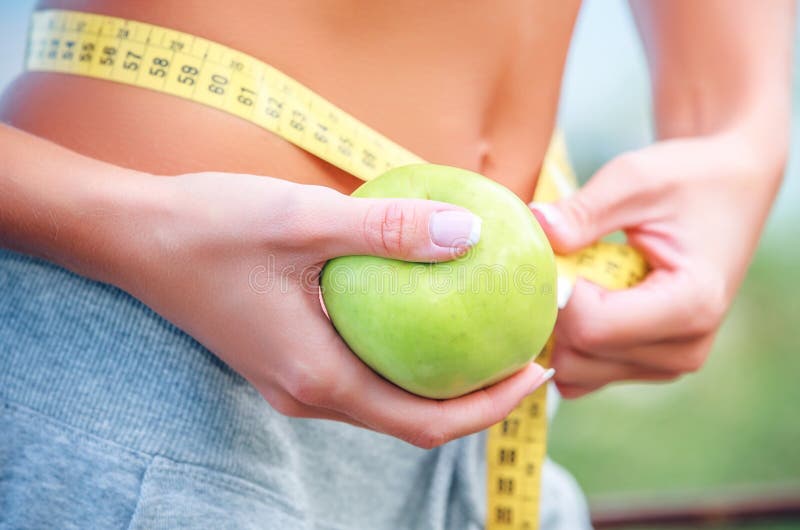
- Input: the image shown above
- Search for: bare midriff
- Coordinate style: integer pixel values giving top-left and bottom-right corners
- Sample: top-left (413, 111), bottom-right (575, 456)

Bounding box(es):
top-left (0, 0), bottom-right (580, 200)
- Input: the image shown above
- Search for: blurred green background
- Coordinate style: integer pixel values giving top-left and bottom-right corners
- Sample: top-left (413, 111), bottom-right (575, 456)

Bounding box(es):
top-left (1, 1), bottom-right (797, 528)
top-left (552, 2), bottom-right (800, 529)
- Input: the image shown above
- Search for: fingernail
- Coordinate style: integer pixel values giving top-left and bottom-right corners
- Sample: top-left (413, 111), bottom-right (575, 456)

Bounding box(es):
top-left (557, 275), bottom-right (574, 309)
top-left (529, 202), bottom-right (563, 228)
top-left (530, 367), bottom-right (556, 393)
top-left (429, 211), bottom-right (482, 248)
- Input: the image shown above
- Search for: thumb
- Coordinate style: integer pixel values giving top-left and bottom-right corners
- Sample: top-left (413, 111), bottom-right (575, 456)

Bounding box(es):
top-left (529, 152), bottom-right (657, 254)
top-left (316, 191), bottom-right (482, 262)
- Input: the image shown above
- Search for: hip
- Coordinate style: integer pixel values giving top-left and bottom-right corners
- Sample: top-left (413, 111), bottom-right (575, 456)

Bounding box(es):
top-left (0, 248), bottom-right (486, 528)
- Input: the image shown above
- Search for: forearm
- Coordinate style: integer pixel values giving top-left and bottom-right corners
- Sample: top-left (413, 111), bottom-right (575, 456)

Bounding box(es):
top-left (630, 0), bottom-right (794, 162)
top-left (0, 123), bottom-right (156, 286)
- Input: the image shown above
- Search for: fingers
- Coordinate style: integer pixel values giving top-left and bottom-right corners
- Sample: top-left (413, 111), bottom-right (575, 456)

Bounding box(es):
top-left (269, 286), bottom-right (554, 448)
top-left (524, 139), bottom-right (738, 398)
top-left (308, 317), bottom-right (554, 448)
top-left (573, 333), bottom-right (717, 374)
top-left (305, 186), bottom-right (482, 262)
top-left (551, 332), bottom-right (716, 398)
top-left (551, 344), bottom-right (680, 396)
top-left (530, 147), bottom-right (671, 254)
top-left (555, 368), bottom-right (678, 399)
top-left (259, 385), bottom-right (369, 428)
top-left (285, 343), bottom-right (554, 449)
top-left (329, 359), bottom-right (554, 449)
top-left (548, 272), bottom-right (719, 398)
top-left (556, 270), bottom-right (725, 350)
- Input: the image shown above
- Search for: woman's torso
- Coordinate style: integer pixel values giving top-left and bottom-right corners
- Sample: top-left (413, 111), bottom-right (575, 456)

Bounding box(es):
top-left (1, 0), bottom-right (580, 199)
top-left (0, 3), bottom-right (592, 528)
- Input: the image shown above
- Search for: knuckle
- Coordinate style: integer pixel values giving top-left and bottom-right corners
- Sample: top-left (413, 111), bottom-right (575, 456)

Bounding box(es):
top-left (606, 152), bottom-right (667, 200)
top-left (283, 364), bottom-right (332, 408)
top-left (277, 188), bottom-right (318, 248)
top-left (263, 389), bottom-right (305, 418)
top-left (662, 342), bottom-right (710, 374)
top-left (569, 321), bottom-right (605, 351)
top-left (612, 152), bottom-right (657, 188)
top-left (550, 349), bottom-right (577, 383)
top-left (686, 275), bottom-right (727, 335)
top-left (409, 428), bottom-right (449, 450)
top-left (680, 346), bottom-right (710, 373)
top-left (364, 202), bottom-right (417, 256)
top-left (676, 354), bottom-right (704, 374)
top-left (567, 195), bottom-right (594, 230)
top-left (560, 195), bottom-right (595, 247)
top-left (407, 403), bottom-right (450, 449)
top-left (283, 185), bottom-right (342, 251)
top-left (288, 380), bottom-right (323, 407)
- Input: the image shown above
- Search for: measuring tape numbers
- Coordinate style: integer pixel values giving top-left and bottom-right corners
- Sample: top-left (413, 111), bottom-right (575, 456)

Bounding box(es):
top-left (26, 9), bottom-right (422, 181)
top-left (26, 9), bottom-right (648, 530)
top-left (485, 138), bottom-right (647, 530)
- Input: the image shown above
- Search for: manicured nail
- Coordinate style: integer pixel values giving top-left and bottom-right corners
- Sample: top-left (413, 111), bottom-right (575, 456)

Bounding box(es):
top-left (429, 210), bottom-right (482, 248)
top-left (557, 275), bottom-right (574, 309)
top-left (540, 367), bottom-right (556, 383)
top-left (530, 368), bottom-right (556, 393)
top-left (529, 202), bottom-right (563, 228)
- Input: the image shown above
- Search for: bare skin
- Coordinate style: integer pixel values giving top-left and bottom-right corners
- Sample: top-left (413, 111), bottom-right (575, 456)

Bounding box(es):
top-left (0, 1), bottom-right (794, 446)
top-left (3, 0), bottom-right (580, 197)
top-left (532, 0), bottom-right (794, 397)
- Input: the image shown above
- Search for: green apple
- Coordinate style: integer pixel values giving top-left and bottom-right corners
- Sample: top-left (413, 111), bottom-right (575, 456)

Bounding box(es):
top-left (320, 164), bottom-right (557, 399)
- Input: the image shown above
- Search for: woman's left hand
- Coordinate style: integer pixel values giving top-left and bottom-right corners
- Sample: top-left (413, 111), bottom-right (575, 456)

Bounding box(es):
top-left (531, 130), bottom-right (786, 398)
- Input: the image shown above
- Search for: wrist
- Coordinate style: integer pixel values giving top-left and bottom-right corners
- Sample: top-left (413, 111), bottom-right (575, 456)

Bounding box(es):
top-left (65, 168), bottom-right (171, 291)
top-left (655, 91), bottom-right (790, 182)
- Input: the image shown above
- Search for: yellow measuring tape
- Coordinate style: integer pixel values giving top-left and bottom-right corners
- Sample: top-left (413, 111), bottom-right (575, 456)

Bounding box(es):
top-left (27, 10), bottom-right (648, 529)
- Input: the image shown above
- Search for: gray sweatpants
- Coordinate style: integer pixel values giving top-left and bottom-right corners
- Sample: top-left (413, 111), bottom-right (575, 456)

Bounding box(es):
top-left (0, 249), bottom-right (592, 529)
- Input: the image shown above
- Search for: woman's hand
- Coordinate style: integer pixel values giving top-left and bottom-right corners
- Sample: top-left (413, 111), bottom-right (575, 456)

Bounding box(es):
top-left (0, 124), bottom-right (550, 448)
top-left (531, 130), bottom-right (786, 398)
top-left (118, 171), bottom-right (551, 448)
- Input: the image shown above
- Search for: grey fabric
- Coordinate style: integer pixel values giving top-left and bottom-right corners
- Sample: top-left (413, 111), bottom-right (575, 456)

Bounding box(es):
top-left (0, 249), bottom-right (592, 529)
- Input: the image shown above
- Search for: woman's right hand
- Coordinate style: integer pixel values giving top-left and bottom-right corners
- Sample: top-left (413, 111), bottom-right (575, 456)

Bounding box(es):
top-left (115, 171), bottom-right (551, 449)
